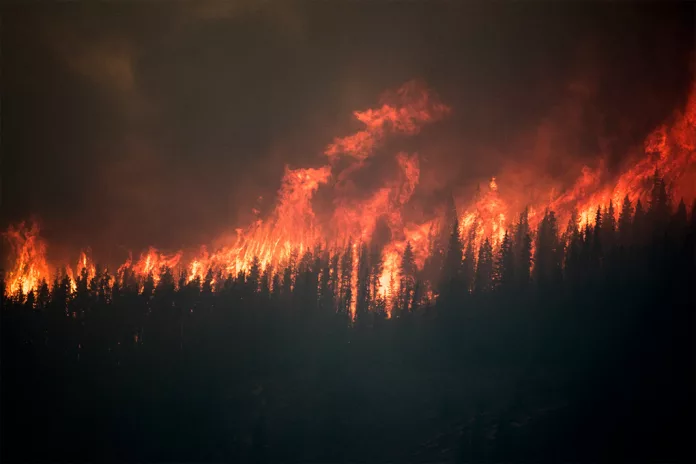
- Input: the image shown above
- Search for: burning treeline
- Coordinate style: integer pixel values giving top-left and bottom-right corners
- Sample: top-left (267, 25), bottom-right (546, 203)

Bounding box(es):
top-left (3, 79), bottom-right (696, 315)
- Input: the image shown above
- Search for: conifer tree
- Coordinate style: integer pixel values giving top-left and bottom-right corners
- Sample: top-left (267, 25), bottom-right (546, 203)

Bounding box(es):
top-left (398, 241), bottom-right (416, 317)
top-left (36, 279), bottom-right (50, 311)
top-left (355, 243), bottom-right (371, 327)
top-left (339, 240), bottom-right (354, 319)
top-left (439, 218), bottom-right (464, 306)
top-left (513, 207), bottom-right (532, 290)
top-left (633, 199), bottom-right (646, 245)
top-left (494, 231), bottom-right (515, 291)
top-left (248, 256), bottom-right (261, 294)
top-left (602, 200), bottom-right (616, 250)
top-left (618, 195), bottom-right (634, 247)
top-left (474, 238), bottom-right (494, 294)
top-left (461, 225), bottom-right (476, 293)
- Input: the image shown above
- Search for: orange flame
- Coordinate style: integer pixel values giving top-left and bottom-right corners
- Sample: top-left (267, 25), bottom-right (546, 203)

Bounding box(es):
top-left (3, 79), bottom-right (695, 314)
top-left (3, 221), bottom-right (50, 297)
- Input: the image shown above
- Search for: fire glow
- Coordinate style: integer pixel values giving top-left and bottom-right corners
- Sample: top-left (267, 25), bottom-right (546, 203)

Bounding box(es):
top-left (3, 79), bottom-right (696, 314)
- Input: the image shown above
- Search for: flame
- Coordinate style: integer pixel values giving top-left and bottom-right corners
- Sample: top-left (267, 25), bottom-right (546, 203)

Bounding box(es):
top-left (3, 79), bottom-right (695, 315)
top-left (66, 250), bottom-right (97, 293)
top-left (128, 247), bottom-right (183, 284)
top-left (325, 79), bottom-right (450, 161)
top-left (3, 221), bottom-right (49, 297)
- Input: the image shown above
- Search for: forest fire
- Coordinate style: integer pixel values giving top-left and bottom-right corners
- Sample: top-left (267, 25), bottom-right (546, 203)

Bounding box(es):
top-left (3, 79), bottom-right (696, 314)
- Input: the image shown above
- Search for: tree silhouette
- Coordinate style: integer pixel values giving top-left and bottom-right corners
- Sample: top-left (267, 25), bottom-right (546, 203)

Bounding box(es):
top-left (397, 241), bottom-right (416, 318)
top-left (618, 195), bottom-right (634, 247)
top-left (494, 231), bottom-right (515, 292)
top-left (474, 238), bottom-right (494, 294)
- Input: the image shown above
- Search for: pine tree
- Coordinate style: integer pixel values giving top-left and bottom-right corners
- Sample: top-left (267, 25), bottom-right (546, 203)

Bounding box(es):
top-left (602, 200), bottom-right (616, 250)
top-left (462, 225), bottom-right (477, 293)
top-left (439, 218), bottom-right (464, 304)
top-left (260, 267), bottom-right (271, 299)
top-left (518, 232), bottom-right (532, 290)
top-left (339, 240), bottom-right (354, 319)
top-left (474, 238), bottom-right (494, 294)
top-left (369, 243), bottom-right (384, 313)
top-left (648, 170), bottom-right (671, 235)
top-left (328, 251), bottom-right (340, 312)
top-left (670, 198), bottom-right (688, 244)
top-left (513, 207), bottom-right (532, 290)
top-left (618, 195), bottom-right (634, 247)
top-left (36, 279), bottom-right (50, 311)
top-left (355, 242), bottom-right (371, 327)
top-left (271, 272), bottom-right (282, 301)
top-left (534, 209), bottom-right (562, 287)
top-left (633, 199), bottom-right (646, 245)
top-left (428, 193), bottom-right (458, 279)
top-left (592, 206), bottom-right (603, 267)
top-left (398, 241), bottom-right (416, 317)
top-left (155, 266), bottom-right (176, 300)
top-left (282, 250), bottom-right (298, 298)
top-left (25, 289), bottom-right (35, 310)
top-left (142, 272), bottom-right (155, 301)
top-left (494, 231), bottom-right (515, 291)
top-left (202, 269), bottom-right (214, 296)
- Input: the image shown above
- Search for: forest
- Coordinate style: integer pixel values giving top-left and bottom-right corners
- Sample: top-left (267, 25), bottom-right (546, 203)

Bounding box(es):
top-left (2, 174), bottom-right (695, 463)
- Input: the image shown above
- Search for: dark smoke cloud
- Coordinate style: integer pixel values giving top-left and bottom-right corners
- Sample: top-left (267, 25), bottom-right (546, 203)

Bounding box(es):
top-left (1, 2), bottom-right (693, 266)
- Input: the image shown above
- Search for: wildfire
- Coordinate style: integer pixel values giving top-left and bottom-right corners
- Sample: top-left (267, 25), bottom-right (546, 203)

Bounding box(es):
top-left (3, 79), bottom-right (695, 315)
top-left (3, 221), bottom-right (49, 297)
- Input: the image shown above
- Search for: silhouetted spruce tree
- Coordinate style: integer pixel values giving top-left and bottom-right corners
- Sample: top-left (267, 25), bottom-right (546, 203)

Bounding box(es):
top-left (534, 209), bottom-right (562, 287)
top-left (36, 279), bottom-right (50, 311)
top-left (154, 266), bottom-right (176, 303)
top-left (121, 266), bottom-right (139, 296)
top-left (25, 289), bottom-right (35, 311)
top-left (513, 207), bottom-right (532, 290)
top-left (602, 200), bottom-right (616, 250)
top-left (648, 171), bottom-right (671, 236)
top-left (439, 217), bottom-right (463, 304)
top-left (563, 211), bottom-right (583, 285)
top-left (461, 225), bottom-right (477, 293)
top-left (355, 242), bottom-right (371, 328)
top-left (281, 249), bottom-right (298, 299)
top-left (260, 267), bottom-right (271, 300)
top-left (670, 198), bottom-right (688, 244)
top-left (271, 272), bottom-right (281, 301)
top-left (474, 238), bottom-right (493, 294)
top-left (142, 272), bottom-right (155, 301)
top-left (369, 243), bottom-right (384, 313)
top-left (410, 278), bottom-right (423, 315)
top-left (427, 193), bottom-right (458, 280)
top-left (319, 251), bottom-right (333, 313)
top-left (339, 240), bottom-right (354, 320)
top-left (177, 270), bottom-right (186, 292)
top-left (51, 272), bottom-right (71, 314)
top-left (618, 195), bottom-right (634, 247)
top-left (633, 199), bottom-right (646, 246)
top-left (494, 230), bottom-right (514, 292)
top-left (247, 256), bottom-right (261, 294)
top-left (591, 206), bottom-right (603, 271)
top-left (398, 241), bottom-right (416, 318)
top-left (373, 292), bottom-right (387, 328)
top-left (201, 268), bottom-right (214, 295)
top-left (295, 249), bottom-right (319, 315)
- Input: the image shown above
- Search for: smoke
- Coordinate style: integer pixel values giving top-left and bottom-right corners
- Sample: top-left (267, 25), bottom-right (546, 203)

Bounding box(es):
top-left (2, 2), bottom-right (693, 270)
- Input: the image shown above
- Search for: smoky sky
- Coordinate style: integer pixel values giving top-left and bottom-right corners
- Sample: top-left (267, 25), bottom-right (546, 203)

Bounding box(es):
top-left (2, 1), bottom-right (694, 264)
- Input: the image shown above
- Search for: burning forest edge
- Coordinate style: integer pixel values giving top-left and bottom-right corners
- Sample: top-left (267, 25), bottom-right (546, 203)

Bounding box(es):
top-left (3, 78), bottom-right (696, 314)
